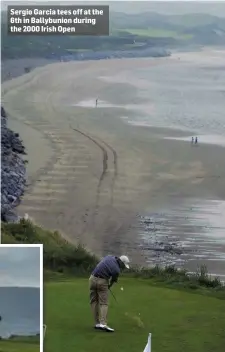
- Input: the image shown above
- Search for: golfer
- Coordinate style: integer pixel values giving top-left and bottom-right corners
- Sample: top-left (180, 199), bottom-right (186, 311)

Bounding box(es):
top-left (89, 254), bottom-right (130, 332)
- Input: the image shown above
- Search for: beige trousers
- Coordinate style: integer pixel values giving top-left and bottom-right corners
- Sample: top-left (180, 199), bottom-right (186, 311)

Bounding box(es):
top-left (89, 275), bottom-right (109, 325)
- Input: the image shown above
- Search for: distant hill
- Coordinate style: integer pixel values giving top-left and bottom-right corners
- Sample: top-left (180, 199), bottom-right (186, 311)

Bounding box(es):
top-left (167, 13), bottom-right (225, 28)
top-left (2, 10), bottom-right (225, 59)
top-left (181, 23), bottom-right (225, 45)
top-left (110, 11), bottom-right (225, 46)
top-left (3, 1), bottom-right (225, 18)
top-left (110, 11), bottom-right (225, 32)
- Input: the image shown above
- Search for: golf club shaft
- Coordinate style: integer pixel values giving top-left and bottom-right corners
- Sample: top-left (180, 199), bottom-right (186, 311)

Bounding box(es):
top-left (109, 288), bottom-right (118, 303)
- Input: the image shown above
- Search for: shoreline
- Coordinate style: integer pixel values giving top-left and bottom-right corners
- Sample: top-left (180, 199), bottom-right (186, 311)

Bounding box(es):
top-left (2, 51), bottom-right (225, 278)
top-left (1, 48), bottom-right (171, 82)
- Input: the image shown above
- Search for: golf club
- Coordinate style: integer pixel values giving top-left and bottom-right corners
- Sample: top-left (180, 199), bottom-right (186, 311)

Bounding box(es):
top-left (109, 287), bottom-right (118, 303)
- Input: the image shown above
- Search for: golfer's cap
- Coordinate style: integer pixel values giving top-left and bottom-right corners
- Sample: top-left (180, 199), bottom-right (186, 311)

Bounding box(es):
top-left (119, 255), bottom-right (130, 269)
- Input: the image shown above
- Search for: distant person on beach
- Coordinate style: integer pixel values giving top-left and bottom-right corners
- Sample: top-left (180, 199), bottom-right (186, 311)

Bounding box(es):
top-left (195, 137), bottom-right (198, 145)
top-left (96, 98), bottom-right (98, 107)
top-left (191, 137), bottom-right (194, 144)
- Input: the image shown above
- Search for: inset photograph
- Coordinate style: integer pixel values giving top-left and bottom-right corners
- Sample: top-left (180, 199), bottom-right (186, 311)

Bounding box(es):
top-left (0, 244), bottom-right (43, 352)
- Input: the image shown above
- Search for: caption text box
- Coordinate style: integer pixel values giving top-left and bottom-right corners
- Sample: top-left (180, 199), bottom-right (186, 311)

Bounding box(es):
top-left (7, 5), bottom-right (109, 36)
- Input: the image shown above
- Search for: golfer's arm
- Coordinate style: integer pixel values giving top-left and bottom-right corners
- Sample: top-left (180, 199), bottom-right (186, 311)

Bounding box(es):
top-left (109, 273), bottom-right (119, 287)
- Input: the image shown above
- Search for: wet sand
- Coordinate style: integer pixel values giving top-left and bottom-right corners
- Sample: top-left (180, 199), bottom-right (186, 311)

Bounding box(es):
top-left (2, 50), bottom-right (225, 277)
top-left (139, 198), bottom-right (225, 279)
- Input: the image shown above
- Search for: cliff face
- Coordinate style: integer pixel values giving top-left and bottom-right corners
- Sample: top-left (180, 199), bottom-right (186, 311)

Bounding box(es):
top-left (1, 106), bottom-right (27, 222)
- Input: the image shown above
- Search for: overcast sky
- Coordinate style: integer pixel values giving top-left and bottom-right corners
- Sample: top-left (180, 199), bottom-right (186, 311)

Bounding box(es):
top-left (2, 1), bottom-right (225, 17)
top-left (0, 247), bottom-right (41, 287)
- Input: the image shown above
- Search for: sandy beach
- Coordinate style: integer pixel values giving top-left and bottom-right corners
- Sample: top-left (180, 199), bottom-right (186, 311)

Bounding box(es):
top-left (2, 49), bottom-right (225, 277)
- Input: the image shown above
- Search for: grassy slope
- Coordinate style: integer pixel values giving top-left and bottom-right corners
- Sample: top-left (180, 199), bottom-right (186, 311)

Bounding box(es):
top-left (44, 278), bottom-right (225, 352)
top-left (2, 221), bottom-right (225, 351)
top-left (2, 221), bottom-right (224, 294)
top-left (0, 337), bottom-right (39, 352)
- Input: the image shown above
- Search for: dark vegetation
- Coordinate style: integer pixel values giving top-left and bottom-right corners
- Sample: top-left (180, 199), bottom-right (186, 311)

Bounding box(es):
top-left (2, 220), bottom-right (225, 298)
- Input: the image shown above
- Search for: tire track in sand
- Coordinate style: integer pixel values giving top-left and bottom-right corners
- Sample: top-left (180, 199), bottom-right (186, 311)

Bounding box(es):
top-left (97, 137), bottom-right (118, 205)
top-left (69, 126), bottom-right (118, 228)
top-left (38, 71), bottom-right (116, 236)
top-left (48, 73), bottom-right (121, 240)
top-left (4, 66), bottom-right (122, 250)
top-left (3, 71), bottom-right (94, 238)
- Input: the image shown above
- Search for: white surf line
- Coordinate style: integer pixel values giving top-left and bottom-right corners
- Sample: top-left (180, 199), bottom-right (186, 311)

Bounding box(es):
top-left (54, 164), bottom-right (89, 169)
top-left (39, 175), bottom-right (81, 181)
top-left (56, 157), bottom-right (91, 164)
top-left (18, 206), bottom-right (48, 211)
top-left (45, 132), bottom-right (74, 137)
top-left (48, 140), bottom-right (65, 144)
top-left (75, 160), bottom-right (93, 164)
top-left (42, 130), bottom-right (79, 138)
top-left (26, 189), bottom-right (67, 195)
top-left (19, 207), bottom-right (65, 213)
top-left (34, 182), bottom-right (67, 188)
top-left (21, 194), bottom-right (61, 201)
top-left (52, 165), bottom-right (88, 171)
top-left (46, 137), bottom-right (73, 143)
top-left (45, 169), bottom-right (87, 175)
top-left (55, 152), bottom-right (87, 160)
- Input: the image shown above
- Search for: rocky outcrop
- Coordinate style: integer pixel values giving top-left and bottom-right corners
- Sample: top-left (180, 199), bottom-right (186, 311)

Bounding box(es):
top-left (1, 106), bottom-right (27, 222)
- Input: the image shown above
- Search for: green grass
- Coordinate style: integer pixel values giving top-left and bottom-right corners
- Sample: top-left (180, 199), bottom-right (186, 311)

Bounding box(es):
top-left (2, 220), bottom-right (225, 351)
top-left (0, 336), bottom-right (39, 352)
top-left (44, 278), bottom-right (225, 352)
top-left (1, 220), bottom-right (98, 274)
top-left (122, 28), bottom-right (192, 40)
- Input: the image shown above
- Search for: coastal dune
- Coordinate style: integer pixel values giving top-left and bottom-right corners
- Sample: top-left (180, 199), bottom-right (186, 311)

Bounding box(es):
top-left (2, 51), bottom-right (225, 275)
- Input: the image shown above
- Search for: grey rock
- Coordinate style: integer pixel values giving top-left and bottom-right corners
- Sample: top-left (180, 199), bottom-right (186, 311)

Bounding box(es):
top-left (1, 106), bottom-right (27, 222)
